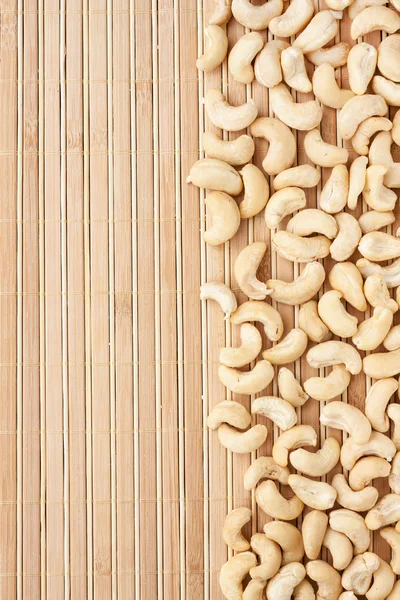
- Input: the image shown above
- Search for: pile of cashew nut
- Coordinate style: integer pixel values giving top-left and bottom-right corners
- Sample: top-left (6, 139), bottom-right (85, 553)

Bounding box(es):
top-left (190, 0), bottom-right (400, 598)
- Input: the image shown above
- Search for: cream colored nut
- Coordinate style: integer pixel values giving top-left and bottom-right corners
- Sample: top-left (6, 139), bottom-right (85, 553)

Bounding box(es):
top-left (293, 580), bottom-right (315, 600)
top-left (254, 40), bottom-right (289, 88)
top-left (202, 131), bottom-right (255, 166)
top-left (349, 0), bottom-right (387, 19)
top-left (368, 131), bottom-right (400, 184)
top-left (306, 42), bottom-right (350, 68)
top-left (281, 46), bottom-right (312, 93)
top-left (218, 361), bottom-right (274, 395)
top-left (306, 560), bottom-right (343, 600)
top-left (389, 405), bottom-right (400, 450)
top-left (290, 437), bottom-right (340, 477)
top-left (302, 510), bottom-right (328, 560)
top-left (342, 553), bottom-right (380, 595)
top-left (220, 323), bottom-right (262, 368)
top-left (256, 480), bottom-right (304, 521)
top-left (219, 552), bottom-right (257, 600)
top-left (207, 400), bottom-right (251, 430)
top-left (373, 75), bottom-right (400, 106)
top-left (320, 165), bottom-right (349, 214)
top-left (243, 579), bottom-right (266, 600)
top-left (265, 187), bottom-right (306, 230)
top-left (244, 456), bottom-right (290, 490)
top-left (264, 521), bottom-right (304, 565)
top-left (353, 306), bottom-right (393, 351)
top-left (357, 257), bottom-right (400, 288)
top-left (384, 325), bottom-right (400, 350)
top-left (187, 160), bottom-right (243, 196)
top-left (273, 165), bottom-right (321, 191)
top-left (228, 32), bottom-right (264, 85)
top-left (365, 378), bottom-right (398, 432)
top-left (299, 300), bottom-right (332, 344)
top-left (235, 242), bottom-right (268, 300)
top-left (323, 527), bottom-right (353, 571)
top-left (200, 281), bottom-right (237, 318)
top-left (304, 365), bottom-right (351, 401)
top-left (339, 94), bottom-right (387, 140)
top-left (251, 396), bottom-right (297, 431)
top-left (230, 300), bottom-right (284, 341)
top-left (378, 34), bottom-right (400, 82)
top-left (359, 231), bottom-right (400, 261)
top-left (222, 507), bottom-right (251, 551)
top-left (203, 192), bottom-right (241, 246)
top-left (239, 164), bottom-right (269, 219)
top-left (218, 424), bottom-right (268, 454)
top-left (304, 129), bottom-right (349, 167)
top-left (318, 290), bottom-right (358, 338)
top-left (366, 494), bottom-right (400, 530)
top-left (347, 43), bottom-right (377, 95)
top-left (250, 533), bottom-right (281, 581)
top-left (312, 64), bottom-right (354, 109)
top-left (351, 117), bottom-right (392, 156)
top-left (366, 559), bottom-right (395, 600)
top-left (204, 89), bottom-right (258, 132)
top-left (348, 156), bottom-right (368, 210)
top-left (232, 0), bottom-right (283, 30)
top-left (270, 83), bottom-right (322, 131)
top-left (272, 424), bottom-right (317, 467)
top-left (269, 0), bottom-right (314, 37)
top-left (307, 341), bottom-right (362, 374)
top-left (267, 563), bottom-right (306, 600)
top-left (196, 25), bottom-right (228, 72)
top-left (330, 509), bottom-right (371, 555)
top-left (359, 210), bottom-right (395, 233)
top-left (278, 367), bottom-right (309, 408)
top-left (209, 0), bottom-right (232, 25)
top-left (287, 209), bottom-right (338, 239)
top-left (272, 231), bottom-right (331, 263)
top-left (390, 452), bottom-right (400, 493)
top-left (350, 6), bottom-right (400, 39)
top-left (380, 527), bottom-right (400, 574)
top-left (267, 262), bottom-right (326, 306)
top-left (387, 580), bottom-right (400, 600)
top-left (250, 117), bottom-right (296, 175)
top-left (329, 262), bottom-right (367, 312)
top-left (320, 401), bottom-right (371, 444)
top-left (392, 109), bottom-right (400, 145)
top-left (330, 212), bottom-right (361, 262)
top-left (332, 473), bottom-right (379, 512)
top-left (325, 0), bottom-right (353, 9)
top-left (339, 592), bottom-right (358, 600)
top-left (340, 431), bottom-right (397, 470)
top-left (363, 165), bottom-right (397, 212)
top-left (262, 328), bottom-right (308, 365)
top-left (349, 456), bottom-right (391, 491)
top-left (293, 10), bottom-right (339, 53)
top-left (396, 286), bottom-right (400, 306)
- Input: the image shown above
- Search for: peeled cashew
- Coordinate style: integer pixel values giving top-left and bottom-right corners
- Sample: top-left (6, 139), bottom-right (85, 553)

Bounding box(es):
top-left (231, 300), bottom-right (284, 341)
top-left (207, 400), bottom-right (251, 430)
top-left (349, 456), bottom-right (391, 491)
top-left (219, 552), bottom-right (257, 600)
top-left (265, 187), bottom-right (306, 230)
top-left (363, 165), bottom-right (397, 212)
top-left (218, 361), bottom-right (274, 395)
top-left (373, 75), bottom-right (400, 106)
top-left (330, 212), bottom-right (362, 262)
top-left (281, 46), bottom-right (312, 93)
top-left (384, 325), bottom-right (400, 350)
top-left (312, 64), bottom-right (354, 109)
top-left (348, 156), bottom-right (368, 210)
top-left (278, 367), bottom-right (309, 408)
top-left (353, 305), bottom-right (393, 351)
top-left (349, 0), bottom-right (387, 19)
top-left (320, 401), bottom-right (372, 444)
top-left (365, 378), bottom-right (397, 432)
top-left (368, 131), bottom-right (400, 188)
top-left (366, 494), bottom-right (400, 530)
top-left (203, 192), bottom-right (241, 246)
top-left (290, 437), bottom-right (340, 477)
top-left (378, 34), bottom-right (400, 82)
top-left (239, 164), bottom-right (269, 219)
top-left (361, 210), bottom-right (396, 234)
top-left (188, 160), bottom-right (243, 196)
top-left (318, 290), bottom-right (358, 338)
top-left (387, 580), bottom-right (400, 599)
top-left (232, 0), bottom-right (283, 30)
top-left (272, 424), bottom-right (317, 467)
top-left (347, 43), bottom-right (377, 95)
top-left (272, 231), bottom-right (331, 263)
top-left (293, 10), bottom-right (339, 53)
top-left (270, 83), bottom-right (322, 131)
top-left (329, 509), bottom-right (371, 554)
top-left (287, 209), bottom-right (338, 239)
top-left (262, 328), bottom-right (308, 365)
top-left (250, 533), bottom-right (281, 581)
top-left (204, 89), bottom-right (258, 132)
top-left (228, 32), bottom-right (264, 84)
top-left (357, 257), bottom-right (400, 288)
top-left (264, 521), bottom-right (304, 565)
top-left (307, 341), bottom-right (362, 375)
top-left (250, 117), bottom-right (296, 175)
top-left (209, 0), bottom-right (232, 25)
top-left (267, 261), bottom-right (326, 306)
top-left (342, 553), bottom-right (380, 595)
top-left (273, 165), bottom-right (321, 191)
top-left (200, 281), bottom-right (238, 318)
top-left (244, 456), bottom-right (290, 490)
top-left (328, 261), bottom-right (368, 312)
top-left (266, 563), bottom-right (306, 600)
top-left (392, 109), bottom-right (400, 145)
top-left (235, 242), bottom-right (268, 300)
top-left (340, 431), bottom-right (397, 470)
top-left (320, 165), bottom-right (349, 214)
top-left (306, 42), bottom-right (350, 68)
top-left (299, 300), bottom-right (332, 344)
top-left (222, 507), bottom-right (251, 551)
top-left (219, 323), bottom-right (262, 368)
top-left (293, 580), bottom-right (316, 600)
top-left (218, 424), bottom-right (268, 453)
top-left (351, 117), bottom-right (392, 156)
top-left (367, 559), bottom-right (396, 600)
top-left (256, 480), bottom-right (304, 521)
top-left (302, 510), bottom-right (329, 560)
top-left (306, 560), bottom-right (343, 600)
top-left (359, 231), bottom-right (400, 262)
top-left (202, 131), bottom-right (255, 166)
top-left (338, 94), bottom-right (387, 140)
top-left (350, 6), bottom-right (400, 39)
top-left (243, 579), bottom-right (267, 600)
top-left (269, 0), bottom-right (314, 37)
top-left (322, 527), bottom-right (353, 571)
top-left (196, 25), bottom-right (228, 72)
top-left (380, 527), bottom-right (400, 574)
top-left (304, 365), bottom-right (351, 401)
top-left (254, 40), bottom-right (289, 88)
top-left (251, 396), bottom-right (297, 430)
top-left (390, 452), bottom-right (400, 493)
top-left (332, 473), bottom-right (379, 512)
top-left (388, 405), bottom-right (400, 449)
top-left (304, 129), bottom-right (349, 167)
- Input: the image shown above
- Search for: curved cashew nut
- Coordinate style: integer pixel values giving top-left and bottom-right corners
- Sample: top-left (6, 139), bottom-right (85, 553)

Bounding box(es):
top-left (243, 579), bottom-right (267, 600)
top-left (366, 559), bottom-right (396, 600)
top-left (304, 129), bottom-right (349, 167)
top-left (363, 165), bottom-right (397, 212)
top-left (207, 400), bottom-right (251, 430)
top-left (220, 323), bottom-right (262, 368)
top-left (278, 367), bottom-right (309, 407)
top-left (272, 231), bottom-right (331, 263)
top-left (350, 6), bottom-right (400, 38)
top-left (200, 282), bottom-right (237, 318)
top-left (256, 480), bottom-right (304, 521)
top-left (239, 164), bottom-right (269, 219)
top-left (265, 187), bottom-right (306, 229)
top-left (269, 0), bottom-right (314, 36)
top-left (368, 132), bottom-right (400, 189)
top-left (219, 552), bottom-right (257, 600)
top-left (380, 527), bottom-right (400, 574)
top-left (306, 560), bottom-right (343, 600)
top-left (218, 360), bottom-right (274, 395)
top-left (329, 509), bottom-right (371, 555)
top-left (293, 580), bottom-right (315, 600)
top-left (387, 580), bottom-right (400, 599)
top-left (392, 109), bottom-right (400, 145)
top-left (273, 165), bottom-right (321, 191)
top-left (287, 209), bottom-right (338, 238)
top-left (338, 94), bottom-right (387, 140)
top-left (272, 424), bottom-right (317, 467)
top-left (222, 507), bottom-right (251, 551)
top-left (306, 42), bottom-right (350, 68)
top-left (366, 494), bottom-right (400, 530)
top-left (267, 261), bottom-right (326, 306)
top-left (342, 553), bottom-right (380, 595)
top-left (351, 117), bottom-right (392, 156)
top-left (384, 325), bottom-right (400, 351)
top-left (365, 377), bottom-right (398, 432)
top-left (347, 43), bottom-right (377, 95)
top-left (302, 510), bottom-right (329, 560)
top-left (262, 328), bottom-right (308, 365)
top-left (230, 300), bottom-right (283, 342)
top-left (365, 273), bottom-right (398, 313)
top-left (264, 520), bottom-right (304, 565)
top-left (329, 262), bottom-right (367, 312)
top-left (299, 300), bottom-right (332, 344)
top-left (388, 405), bottom-right (400, 450)
top-left (209, 0), bottom-right (232, 25)
top-left (228, 32), bottom-right (264, 84)
top-left (330, 212), bottom-right (362, 262)
top-left (288, 474), bottom-right (337, 510)
top-left (363, 348), bottom-right (400, 379)
top-left (312, 64), bottom-right (354, 109)
top-left (281, 46), bottom-right (312, 93)
top-left (373, 75), bottom-right (400, 106)
top-left (254, 40), bottom-right (289, 88)
top-left (320, 401), bottom-right (372, 445)
top-left (304, 365), bottom-right (350, 401)
top-left (250, 117), bottom-right (296, 175)
top-left (340, 431), bottom-right (397, 470)
top-left (203, 192), bottom-right (241, 246)
top-left (390, 453), bottom-right (400, 494)
top-left (188, 160), bottom-right (243, 196)
top-left (266, 563), bottom-right (306, 600)
top-left (196, 25), bottom-right (228, 72)
top-left (244, 456), bottom-right (290, 490)
top-left (332, 473), bottom-right (379, 512)
top-left (359, 231), bottom-right (400, 262)
top-left (293, 10), bottom-right (339, 53)
top-left (320, 165), bottom-right (349, 214)
top-left (251, 396), bottom-right (297, 430)
top-left (235, 242), bottom-right (268, 300)
top-left (359, 210), bottom-right (395, 233)
top-left (307, 341), bottom-right (362, 374)
top-left (232, 0), bottom-right (283, 30)
top-left (348, 156), bottom-right (368, 211)
top-left (349, 0), bottom-right (388, 19)
top-left (202, 131), bottom-right (255, 166)
top-left (322, 527), bottom-right (353, 571)
top-left (290, 437), bottom-right (340, 477)
top-left (218, 424), bottom-right (268, 453)
top-left (349, 456), bottom-right (391, 491)
top-left (378, 34), bottom-right (400, 83)
top-left (250, 533), bottom-right (281, 581)
top-left (204, 89), bottom-right (258, 132)
top-left (270, 83), bottom-right (322, 131)
top-left (318, 290), bottom-right (358, 338)
top-left (357, 257), bottom-right (400, 288)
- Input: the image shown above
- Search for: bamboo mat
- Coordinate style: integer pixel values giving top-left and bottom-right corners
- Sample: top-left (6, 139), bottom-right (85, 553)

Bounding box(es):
top-left (1, 0), bottom-right (399, 598)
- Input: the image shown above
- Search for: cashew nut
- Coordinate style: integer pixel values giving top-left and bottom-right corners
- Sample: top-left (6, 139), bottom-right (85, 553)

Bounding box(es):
top-left (347, 156), bottom-right (368, 211)
top-left (338, 94), bottom-right (387, 140)
top-left (232, 0), bottom-right (283, 30)
top-left (256, 480), bottom-right (304, 520)
top-left (265, 187), bottom-right (306, 230)
top-left (287, 209), bottom-right (338, 239)
top-left (306, 560), bottom-right (343, 600)
top-left (318, 290), bottom-right (358, 338)
top-left (234, 242), bottom-right (268, 300)
top-left (304, 129), bottom-right (349, 167)
top-left (392, 109), bottom-right (400, 145)
top-left (205, 89), bottom-right (258, 132)
top-left (378, 34), bottom-right (400, 83)
top-left (230, 300), bottom-right (284, 341)
top-left (200, 281), bottom-right (238, 318)
top-left (209, 0), bottom-right (232, 25)
top-left (342, 553), bottom-right (380, 595)
top-left (340, 431), bottom-right (397, 470)
top-left (380, 527), bottom-right (400, 574)
top-left (243, 579), bottom-right (267, 600)
top-left (320, 165), bottom-right (349, 214)
top-left (202, 131), bottom-right (255, 166)
top-left (359, 231), bottom-right (400, 262)
top-left (262, 328), bottom-right (308, 365)
top-left (281, 46), bottom-right (312, 93)
top-left (328, 262), bottom-right (368, 312)
top-left (339, 590), bottom-right (360, 599)
top-left (250, 533), bottom-right (281, 581)
top-left (251, 396), bottom-right (297, 430)
top-left (366, 494), bottom-right (400, 530)
top-left (322, 527), bottom-right (353, 571)
top-left (239, 164), bottom-right (270, 219)
top-left (304, 365), bottom-right (351, 401)
top-left (299, 300), bottom-right (333, 344)
top-left (306, 42), bottom-right (350, 68)
top-left (270, 83), bottom-right (322, 131)
top-left (218, 361), bottom-right (274, 395)
top-left (373, 75), bottom-right (400, 106)
top-left (332, 473), bottom-right (379, 512)
top-left (266, 563), bottom-right (306, 600)
top-left (347, 43), bottom-right (377, 95)
top-left (228, 32), bottom-right (264, 84)
top-left (272, 231), bottom-right (331, 263)
top-left (390, 452), bottom-right (400, 493)
top-left (302, 510), bottom-right (329, 560)
top-left (357, 257), bottom-right (400, 288)
top-left (349, 0), bottom-right (387, 19)
top-left (307, 341), bottom-right (362, 374)
top-left (264, 520), bottom-right (304, 565)
top-left (350, 6), bottom-right (400, 39)
top-left (293, 10), bottom-right (339, 53)
top-left (384, 325), bottom-right (400, 350)
top-left (351, 117), bottom-right (392, 156)
top-left (219, 552), bottom-right (257, 600)
top-left (363, 165), bottom-right (397, 211)
top-left (349, 456), bottom-right (391, 491)
top-left (359, 210), bottom-right (395, 233)
top-left (203, 192), bottom-right (241, 246)
top-left (250, 117), bottom-right (296, 175)
top-left (254, 40), bottom-right (289, 88)
top-left (387, 580), bottom-right (400, 599)
top-left (320, 401), bottom-right (372, 444)
top-left (218, 423), bottom-right (268, 453)
top-left (273, 165), bottom-right (321, 191)
top-left (366, 558), bottom-right (396, 600)
top-left (244, 456), bottom-right (290, 490)
top-left (267, 262), bottom-right (326, 306)
top-left (278, 367), bottom-right (309, 407)
top-left (365, 378), bottom-right (398, 432)
top-left (222, 507), bottom-right (252, 551)
top-left (353, 306), bottom-right (393, 351)
top-left (312, 64), bottom-right (354, 109)
top-left (294, 580), bottom-right (316, 600)
top-left (290, 437), bottom-right (340, 478)
top-left (365, 274), bottom-right (398, 313)
top-left (329, 509), bottom-right (371, 554)
top-left (388, 404), bottom-right (400, 449)
top-left (196, 25), bottom-right (229, 72)
top-left (272, 424), bottom-right (317, 467)
top-left (368, 132), bottom-right (400, 188)
top-left (269, 0), bottom-right (314, 36)
top-left (220, 323), bottom-right (262, 368)
top-left (187, 160), bottom-right (243, 196)
top-left (330, 212), bottom-right (362, 262)
top-left (207, 400), bottom-right (251, 430)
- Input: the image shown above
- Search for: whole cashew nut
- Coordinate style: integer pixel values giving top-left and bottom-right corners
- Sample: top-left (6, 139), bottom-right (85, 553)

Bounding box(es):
top-left (312, 63), bottom-right (354, 109)
top-left (274, 166), bottom-right (321, 191)
top-left (322, 527), bottom-right (353, 571)
top-left (207, 400), bottom-right (251, 430)
top-left (281, 46), bottom-right (312, 93)
top-left (187, 161), bottom-right (243, 195)
top-left (203, 192), bottom-right (241, 246)
top-left (230, 300), bottom-right (284, 341)
top-left (359, 231), bottom-right (400, 262)
top-left (251, 396), bottom-right (297, 430)
top-left (304, 365), bottom-right (351, 401)
top-left (320, 401), bottom-right (371, 444)
top-left (234, 242), bottom-right (269, 300)
top-left (365, 377), bottom-right (398, 432)
top-left (269, 0), bottom-right (314, 37)
top-left (332, 473), bottom-right (379, 512)
top-left (254, 40), bottom-right (289, 88)
top-left (232, 0), bottom-right (284, 30)
top-left (349, 0), bottom-right (387, 19)
top-left (306, 560), bottom-right (343, 600)
top-left (287, 209), bottom-right (338, 238)
top-left (340, 431), bottom-right (397, 470)
top-left (318, 290), bottom-right (358, 338)
top-left (262, 328), bottom-right (308, 365)
top-left (359, 210), bottom-right (395, 233)
top-left (243, 579), bottom-right (267, 600)
top-left (330, 211), bottom-right (362, 262)
top-left (347, 43), bottom-right (377, 95)
top-left (363, 165), bottom-right (397, 212)
top-left (329, 509), bottom-right (371, 554)
top-left (352, 305), bottom-right (393, 351)
top-left (320, 165), bottom-right (349, 214)
top-left (293, 10), bottom-right (340, 53)
top-left (384, 325), bottom-right (400, 351)
top-left (373, 75), bottom-right (400, 106)
top-left (205, 89), bottom-right (258, 132)
top-left (366, 558), bottom-right (395, 600)
top-left (219, 323), bottom-right (262, 368)
top-left (302, 510), bottom-right (329, 560)
top-left (202, 131), bottom-right (255, 166)
top-left (265, 187), bottom-right (306, 230)
top-left (196, 25), bottom-right (229, 72)
top-left (200, 281), bottom-right (238, 318)
top-left (364, 348), bottom-right (400, 379)
top-left (357, 256), bottom-right (400, 288)
top-left (278, 367), bottom-right (309, 407)
top-left (328, 262), bottom-right (367, 312)
top-left (306, 42), bottom-right (350, 68)
top-left (304, 129), bottom-right (349, 167)
top-left (272, 424), bottom-right (317, 467)
top-left (218, 423), bottom-right (268, 453)
top-left (351, 117), bottom-right (392, 156)
top-left (348, 156), bottom-right (368, 210)
top-left (266, 563), bottom-right (306, 600)
top-left (222, 507), bottom-right (252, 551)
top-left (350, 6), bottom-right (400, 39)
top-left (380, 527), bottom-right (400, 574)
top-left (244, 456), bottom-right (290, 490)
top-left (342, 553), bottom-right (380, 595)
top-left (250, 533), bottom-right (281, 581)
top-left (256, 480), bottom-right (304, 520)
top-left (250, 117), bottom-right (296, 175)
top-left (218, 360), bottom-right (274, 395)
top-left (290, 437), bottom-right (340, 477)
top-left (366, 494), bottom-right (400, 530)
top-left (364, 273), bottom-right (399, 313)
top-left (219, 552), bottom-right (257, 600)
top-left (378, 34), bottom-right (400, 83)
top-left (349, 456), bottom-right (391, 491)
top-left (267, 261), bottom-right (326, 306)
top-left (239, 164), bottom-right (270, 219)
top-left (299, 300), bottom-right (333, 344)
top-left (270, 83), bottom-right (323, 131)
top-left (288, 473), bottom-right (335, 511)
top-left (293, 580), bottom-right (316, 600)
top-left (338, 94), bottom-right (387, 140)
top-left (209, 0), bottom-right (232, 25)
top-left (307, 341), bottom-right (362, 374)
top-left (228, 32), bottom-right (264, 85)
top-left (272, 231), bottom-right (331, 263)
top-left (264, 520), bottom-right (304, 565)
